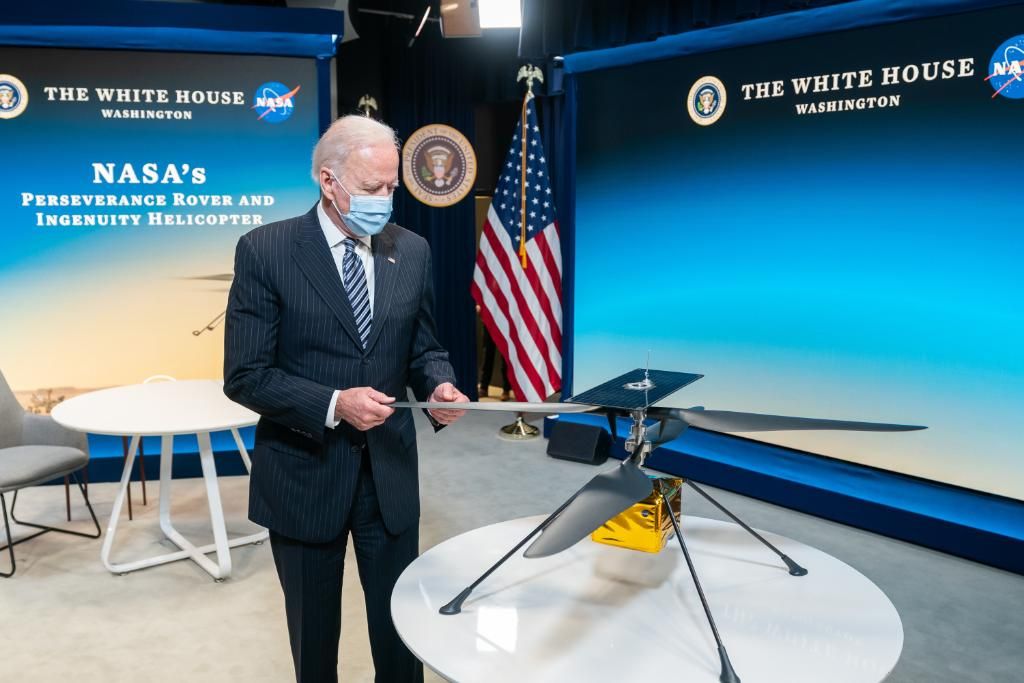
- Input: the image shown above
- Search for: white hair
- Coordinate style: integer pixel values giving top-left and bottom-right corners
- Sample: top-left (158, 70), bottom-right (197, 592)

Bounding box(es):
top-left (311, 115), bottom-right (399, 184)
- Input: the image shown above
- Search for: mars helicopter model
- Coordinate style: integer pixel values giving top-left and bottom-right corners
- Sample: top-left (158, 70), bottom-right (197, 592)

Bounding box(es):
top-left (393, 367), bottom-right (926, 683)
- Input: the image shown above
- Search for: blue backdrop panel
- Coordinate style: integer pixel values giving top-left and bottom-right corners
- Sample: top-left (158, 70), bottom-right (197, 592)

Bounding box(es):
top-left (562, 0), bottom-right (1024, 568)
top-left (0, 1), bottom-right (343, 58)
top-left (1, 4), bottom-right (340, 479)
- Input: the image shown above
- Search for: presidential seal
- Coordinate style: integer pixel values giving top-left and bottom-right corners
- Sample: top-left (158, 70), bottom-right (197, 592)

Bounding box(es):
top-left (402, 124), bottom-right (477, 207)
top-left (0, 74), bottom-right (28, 120)
top-left (687, 76), bottom-right (726, 126)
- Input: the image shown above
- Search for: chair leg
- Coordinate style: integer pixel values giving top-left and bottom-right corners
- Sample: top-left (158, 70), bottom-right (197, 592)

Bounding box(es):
top-left (64, 475), bottom-right (71, 522)
top-left (0, 493), bottom-right (16, 578)
top-left (2, 471), bottom-right (102, 578)
top-left (0, 490), bottom-right (51, 578)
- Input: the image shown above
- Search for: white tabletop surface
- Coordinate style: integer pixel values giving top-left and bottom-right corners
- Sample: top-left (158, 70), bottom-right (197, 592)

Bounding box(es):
top-left (50, 380), bottom-right (258, 436)
top-left (393, 515), bottom-right (904, 683)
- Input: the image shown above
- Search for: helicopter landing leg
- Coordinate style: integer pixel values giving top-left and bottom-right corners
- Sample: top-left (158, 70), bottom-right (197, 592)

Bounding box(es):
top-left (685, 481), bottom-right (807, 577)
top-left (439, 490), bottom-right (580, 616)
top-left (665, 493), bottom-right (741, 683)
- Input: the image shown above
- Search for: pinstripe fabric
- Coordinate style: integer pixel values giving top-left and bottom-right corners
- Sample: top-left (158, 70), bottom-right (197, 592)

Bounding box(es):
top-left (223, 203), bottom-right (456, 543)
top-left (342, 238), bottom-right (372, 348)
top-left (270, 461), bottom-right (421, 683)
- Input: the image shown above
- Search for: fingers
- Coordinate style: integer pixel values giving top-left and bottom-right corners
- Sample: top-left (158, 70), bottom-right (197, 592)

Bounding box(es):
top-left (368, 388), bottom-right (395, 404)
top-left (354, 408), bottom-right (391, 431)
top-left (429, 406), bottom-right (466, 424)
top-left (362, 391), bottom-right (394, 427)
top-left (339, 386), bottom-right (395, 431)
top-left (346, 384), bottom-right (472, 430)
top-left (428, 383), bottom-right (449, 402)
top-left (431, 382), bottom-right (463, 402)
top-left (429, 409), bottom-right (462, 425)
top-left (426, 383), bottom-right (468, 424)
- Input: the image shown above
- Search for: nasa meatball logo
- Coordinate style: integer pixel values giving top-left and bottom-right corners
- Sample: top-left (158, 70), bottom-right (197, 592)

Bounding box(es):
top-left (0, 74), bottom-right (28, 120)
top-left (687, 76), bottom-right (727, 126)
top-left (252, 81), bottom-right (300, 123)
top-left (988, 35), bottom-right (1024, 99)
top-left (402, 124), bottom-right (477, 207)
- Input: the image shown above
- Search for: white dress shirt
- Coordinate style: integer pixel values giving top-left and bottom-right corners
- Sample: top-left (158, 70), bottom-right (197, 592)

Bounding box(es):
top-left (318, 201), bottom-right (374, 429)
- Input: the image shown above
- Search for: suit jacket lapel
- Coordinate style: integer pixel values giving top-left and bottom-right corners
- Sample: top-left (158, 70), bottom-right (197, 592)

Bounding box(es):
top-left (292, 206), bottom-right (364, 351)
top-left (365, 226), bottom-right (399, 354)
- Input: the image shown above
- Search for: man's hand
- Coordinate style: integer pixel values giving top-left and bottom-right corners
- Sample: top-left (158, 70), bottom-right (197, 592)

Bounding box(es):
top-left (335, 387), bottom-right (395, 431)
top-left (428, 382), bottom-right (468, 425)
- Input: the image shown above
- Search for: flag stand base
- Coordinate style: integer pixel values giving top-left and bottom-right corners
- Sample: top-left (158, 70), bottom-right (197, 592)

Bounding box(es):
top-left (499, 414), bottom-right (539, 441)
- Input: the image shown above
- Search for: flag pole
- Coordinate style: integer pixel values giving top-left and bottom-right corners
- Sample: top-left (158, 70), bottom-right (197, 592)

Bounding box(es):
top-left (501, 64), bottom-right (546, 440)
top-left (515, 65), bottom-right (544, 271)
top-left (519, 92), bottom-right (529, 269)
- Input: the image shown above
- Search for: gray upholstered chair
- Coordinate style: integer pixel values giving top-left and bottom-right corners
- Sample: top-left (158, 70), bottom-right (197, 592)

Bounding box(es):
top-left (0, 370), bottom-right (100, 577)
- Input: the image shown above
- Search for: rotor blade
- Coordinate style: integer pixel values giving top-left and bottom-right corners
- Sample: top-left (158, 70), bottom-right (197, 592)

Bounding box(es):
top-left (390, 401), bottom-right (596, 415)
top-left (646, 418), bottom-right (688, 445)
top-left (524, 457), bottom-right (653, 559)
top-left (179, 274), bottom-right (234, 281)
top-left (664, 408), bottom-right (926, 432)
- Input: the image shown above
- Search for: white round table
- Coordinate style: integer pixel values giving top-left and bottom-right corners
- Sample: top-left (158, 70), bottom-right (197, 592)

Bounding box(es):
top-left (392, 515), bottom-right (904, 682)
top-left (51, 380), bottom-right (266, 580)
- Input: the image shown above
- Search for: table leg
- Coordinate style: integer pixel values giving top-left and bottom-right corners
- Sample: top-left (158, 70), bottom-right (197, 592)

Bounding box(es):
top-left (230, 428), bottom-right (267, 547)
top-left (230, 428), bottom-right (253, 473)
top-left (102, 431), bottom-right (267, 579)
top-left (199, 431), bottom-right (232, 578)
top-left (100, 435), bottom-right (141, 573)
top-left (157, 434), bottom-right (173, 534)
top-left (121, 436), bottom-right (134, 521)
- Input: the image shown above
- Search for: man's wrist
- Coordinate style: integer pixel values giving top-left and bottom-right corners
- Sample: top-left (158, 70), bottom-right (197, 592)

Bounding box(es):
top-left (326, 389), bottom-right (341, 428)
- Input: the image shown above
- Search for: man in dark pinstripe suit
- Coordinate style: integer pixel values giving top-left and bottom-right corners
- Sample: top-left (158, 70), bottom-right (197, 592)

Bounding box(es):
top-left (224, 115), bottom-right (468, 683)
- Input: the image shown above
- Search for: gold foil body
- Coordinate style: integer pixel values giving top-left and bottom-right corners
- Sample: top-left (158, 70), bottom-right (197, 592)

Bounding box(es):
top-left (591, 477), bottom-right (682, 553)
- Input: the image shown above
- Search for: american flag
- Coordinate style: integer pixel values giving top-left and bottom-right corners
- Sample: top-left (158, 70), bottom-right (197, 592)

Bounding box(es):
top-left (471, 96), bottom-right (562, 403)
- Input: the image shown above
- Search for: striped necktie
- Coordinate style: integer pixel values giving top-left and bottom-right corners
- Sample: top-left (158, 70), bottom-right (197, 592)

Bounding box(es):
top-left (342, 238), bottom-right (371, 348)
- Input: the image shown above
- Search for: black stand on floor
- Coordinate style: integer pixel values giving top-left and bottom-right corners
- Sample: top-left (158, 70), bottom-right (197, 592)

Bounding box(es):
top-left (0, 471), bottom-right (101, 578)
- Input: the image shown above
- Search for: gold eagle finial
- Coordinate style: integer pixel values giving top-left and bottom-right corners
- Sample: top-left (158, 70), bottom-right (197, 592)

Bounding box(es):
top-left (516, 65), bottom-right (544, 99)
top-left (357, 94), bottom-right (378, 117)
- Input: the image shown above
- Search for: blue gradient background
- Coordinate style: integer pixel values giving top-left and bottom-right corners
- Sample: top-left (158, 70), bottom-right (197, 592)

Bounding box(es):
top-left (1, 47), bottom-right (318, 279)
top-left (0, 47), bottom-right (320, 391)
top-left (573, 7), bottom-right (1024, 500)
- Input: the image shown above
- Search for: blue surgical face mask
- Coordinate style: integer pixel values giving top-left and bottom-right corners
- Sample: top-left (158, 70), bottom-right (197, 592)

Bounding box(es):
top-left (329, 171), bottom-right (392, 237)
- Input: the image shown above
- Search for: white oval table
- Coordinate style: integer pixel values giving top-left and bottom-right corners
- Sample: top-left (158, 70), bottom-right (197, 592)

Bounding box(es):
top-left (392, 515), bottom-right (904, 682)
top-left (51, 380), bottom-right (266, 580)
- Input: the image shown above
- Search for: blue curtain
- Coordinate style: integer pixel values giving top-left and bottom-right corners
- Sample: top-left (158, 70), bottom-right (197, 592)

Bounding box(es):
top-left (533, 84), bottom-right (576, 396)
top-left (344, 25), bottom-right (481, 398)
top-left (519, 0), bottom-right (855, 59)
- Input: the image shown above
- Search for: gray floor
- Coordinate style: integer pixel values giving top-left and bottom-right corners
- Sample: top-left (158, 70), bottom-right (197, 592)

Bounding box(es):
top-left (2, 409), bottom-right (1022, 682)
